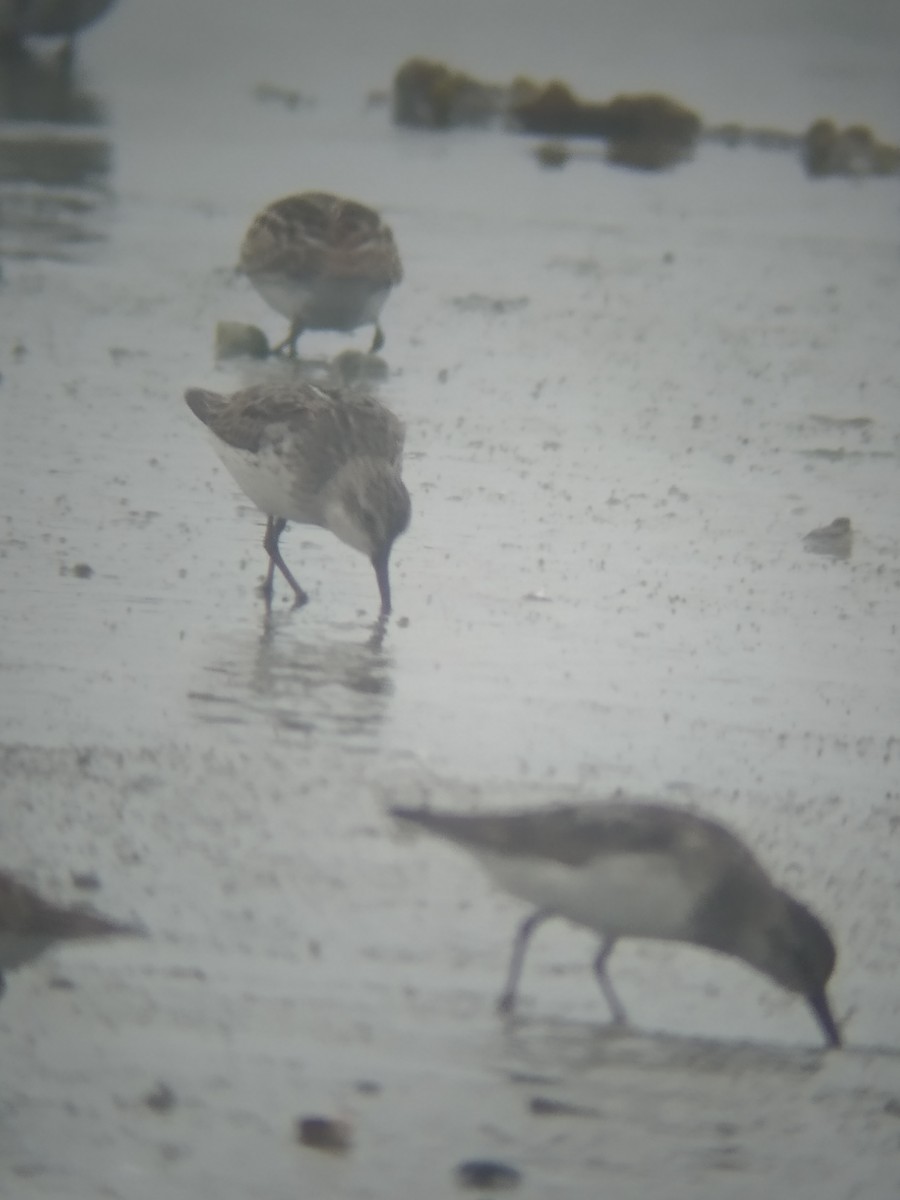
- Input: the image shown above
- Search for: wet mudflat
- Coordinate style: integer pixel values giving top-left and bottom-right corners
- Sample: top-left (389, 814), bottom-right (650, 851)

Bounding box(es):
top-left (1, 2), bottom-right (899, 1197)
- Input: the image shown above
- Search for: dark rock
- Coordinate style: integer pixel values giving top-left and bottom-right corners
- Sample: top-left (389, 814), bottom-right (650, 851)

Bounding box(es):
top-left (144, 1082), bottom-right (177, 1113)
top-left (296, 1115), bottom-right (352, 1154)
top-left (455, 1159), bottom-right (522, 1190)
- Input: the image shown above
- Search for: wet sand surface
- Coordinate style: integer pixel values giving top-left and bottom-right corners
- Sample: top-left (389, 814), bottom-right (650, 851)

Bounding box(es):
top-left (1, 1), bottom-right (899, 1196)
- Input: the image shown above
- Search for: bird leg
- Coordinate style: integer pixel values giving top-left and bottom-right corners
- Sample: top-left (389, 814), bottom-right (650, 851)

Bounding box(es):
top-left (592, 935), bottom-right (627, 1025)
top-left (497, 909), bottom-right (552, 1014)
top-left (369, 324), bottom-right (385, 354)
top-left (260, 520), bottom-right (277, 606)
top-left (271, 320), bottom-right (304, 358)
top-left (262, 517), bottom-right (308, 608)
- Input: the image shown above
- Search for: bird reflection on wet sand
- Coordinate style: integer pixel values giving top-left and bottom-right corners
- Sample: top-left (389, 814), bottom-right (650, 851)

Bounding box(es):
top-left (0, 38), bottom-right (106, 123)
top-left (0, 34), bottom-right (112, 258)
top-left (190, 622), bottom-right (396, 743)
top-left (0, 867), bottom-right (143, 996)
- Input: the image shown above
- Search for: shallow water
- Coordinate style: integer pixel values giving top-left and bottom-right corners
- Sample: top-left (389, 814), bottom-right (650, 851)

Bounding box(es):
top-left (1, 2), bottom-right (899, 1197)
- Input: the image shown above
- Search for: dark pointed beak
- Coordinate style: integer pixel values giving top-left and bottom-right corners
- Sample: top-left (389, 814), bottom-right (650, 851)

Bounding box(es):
top-left (807, 987), bottom-right (841, 1048)
top-left (372, 550), bottom-right (392, 616)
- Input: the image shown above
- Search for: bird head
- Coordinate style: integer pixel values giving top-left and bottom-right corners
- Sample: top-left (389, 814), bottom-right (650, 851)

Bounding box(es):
top-left (323, 459), bottom-right (411, 614)
top-left (755, 892), bottom-right (840, 1047)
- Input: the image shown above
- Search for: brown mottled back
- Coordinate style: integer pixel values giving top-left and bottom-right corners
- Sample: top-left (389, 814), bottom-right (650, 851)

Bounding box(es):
top-left (185, 382), bottom-right (406, 501)
top-left (240, 191), bottom-right (403, 284)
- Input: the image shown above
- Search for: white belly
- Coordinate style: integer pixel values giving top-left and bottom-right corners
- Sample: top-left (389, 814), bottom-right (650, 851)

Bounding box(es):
top-left (250, 274), bottom-right (390, 330)
top-left (476, 849), bottom-right (700, 942)
top-left (209, 436), bottom-right (317, 525)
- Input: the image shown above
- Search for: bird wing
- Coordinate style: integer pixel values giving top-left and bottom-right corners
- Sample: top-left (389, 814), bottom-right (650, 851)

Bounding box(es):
top-left (186, 384), bottom-right (405, 489)
top-left (391, 800), bottom-right (751, 871)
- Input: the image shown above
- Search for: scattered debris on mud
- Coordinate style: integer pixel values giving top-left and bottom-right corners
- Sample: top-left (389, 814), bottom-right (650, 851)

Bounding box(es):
top-left (803, 517), bottom-right (853, 560)
top-left (455, 1159), bottom-right (523, 1190)
top-left (392, 57), bottom-right (507, 129)
top-left (528, 1094), bottom-right (601, 1117)
top-left (802, 119), bottom-right (900, 177)
top-left (513, 83), bottom-right (701, 169)
top-left (295, 1115), bottom-right (354, 1154)
top-left (252, 81), bottom-right (315, 111)
top-left (60, 562), bottom-right (95, 579)
top-left (143, 1081), bottom-right (178, 1114)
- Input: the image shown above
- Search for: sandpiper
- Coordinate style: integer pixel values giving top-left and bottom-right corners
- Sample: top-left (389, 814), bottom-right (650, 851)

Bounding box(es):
top-left (184, 382), bottom-right (411, 615)
top-left (0, 867), bottom-right (141, 995)
top-left (238, 191), bottom-right (403, 357)
top-left (391, 797), bottom-right (841, 1047)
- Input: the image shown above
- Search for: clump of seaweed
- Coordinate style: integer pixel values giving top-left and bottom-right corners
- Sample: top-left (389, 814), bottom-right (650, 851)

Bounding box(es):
top-left (803, 119), bottom-right (900, 178)
top-left (512, 85), bottom-right (700, 150)
top-left (510, 83), bottom-right (701, 169)
top-left (391, 58), bottom-right (700, 170)
top-left (390, 55), bottom-right (899, 179)
top-left (601, 93), bottom-right (702, 168)
top-left (533, 140), bottom-right (571, 169)
top-left (392, 57), bottom-right (504, 129)
top-left (508, 79), bottom-right (610, 137)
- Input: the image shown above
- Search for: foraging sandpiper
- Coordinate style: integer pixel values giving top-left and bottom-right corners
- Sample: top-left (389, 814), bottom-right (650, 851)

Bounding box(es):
top-left (238, 191), bottom-right (403, 357)
top-left (185, 381), bottom-right (410, 615)
top-left (392, 797), bottom-right (840, 1046)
